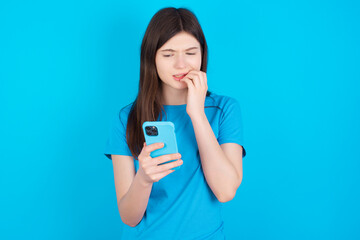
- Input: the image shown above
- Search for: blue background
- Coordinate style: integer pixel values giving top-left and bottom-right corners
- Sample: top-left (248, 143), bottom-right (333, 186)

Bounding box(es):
top-left (1, 0), bottom-right (359, 239)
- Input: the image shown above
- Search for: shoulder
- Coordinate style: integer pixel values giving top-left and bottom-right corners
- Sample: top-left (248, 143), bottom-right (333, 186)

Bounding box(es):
top-left (119, 102), bottom-right (134, 116)
top-left (206, 92), bottom-right (241, 109)
top-left (115, 102), bottom-right (135, 126)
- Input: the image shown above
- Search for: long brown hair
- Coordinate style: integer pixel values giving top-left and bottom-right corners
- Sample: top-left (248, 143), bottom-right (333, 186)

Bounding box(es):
top-left (126, 7), bottom-right (210, 159)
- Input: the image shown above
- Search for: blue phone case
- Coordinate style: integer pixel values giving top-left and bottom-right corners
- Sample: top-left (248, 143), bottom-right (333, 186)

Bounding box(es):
top-left (142, 121), bottom-right (180, 170)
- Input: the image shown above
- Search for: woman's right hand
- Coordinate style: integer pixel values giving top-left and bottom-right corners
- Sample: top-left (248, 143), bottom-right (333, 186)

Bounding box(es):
top-left (137, 142), bottom-right (183, 186)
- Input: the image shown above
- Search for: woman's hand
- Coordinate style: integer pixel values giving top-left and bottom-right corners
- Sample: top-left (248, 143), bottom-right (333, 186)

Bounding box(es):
top-left (137, 142), bottom-right (183, 186)
top-left (180, 70), bottom-right (208, 119)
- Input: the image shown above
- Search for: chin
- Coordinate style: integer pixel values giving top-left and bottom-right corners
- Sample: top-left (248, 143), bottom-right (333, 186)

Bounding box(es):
top-left (161, 79), bottom-right (188, 91)
top-left (173, 82), bottom-right (188, 90)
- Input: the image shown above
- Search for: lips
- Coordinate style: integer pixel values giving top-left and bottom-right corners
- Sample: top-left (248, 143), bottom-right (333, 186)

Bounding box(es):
top-left (173, 72), bottom-right (188, 81)
top-left (173, 73), bottom-right (187, 78)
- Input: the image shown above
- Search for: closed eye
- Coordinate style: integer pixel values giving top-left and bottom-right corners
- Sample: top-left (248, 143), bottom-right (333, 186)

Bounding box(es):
top-left (162, 52), bottom-right (196, 57)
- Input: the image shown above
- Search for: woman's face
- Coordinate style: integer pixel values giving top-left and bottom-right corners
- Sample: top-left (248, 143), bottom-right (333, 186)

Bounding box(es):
top-left (155, 31), bottom-right (202, 91)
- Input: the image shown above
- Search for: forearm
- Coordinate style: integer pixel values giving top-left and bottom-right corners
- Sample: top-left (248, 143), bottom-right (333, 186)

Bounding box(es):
top-left (191, 113), bottom-right (240, 202)
top-left (118, 172), bottom-right (153, 227)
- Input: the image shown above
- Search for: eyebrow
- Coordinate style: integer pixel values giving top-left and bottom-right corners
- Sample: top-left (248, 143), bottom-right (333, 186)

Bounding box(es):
top-left (160, 47), bottom-right (199, 52)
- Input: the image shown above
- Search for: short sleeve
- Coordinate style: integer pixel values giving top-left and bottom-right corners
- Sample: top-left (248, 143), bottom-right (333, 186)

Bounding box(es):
top-left (104, 109), bottom-right (133, 160)
top-left (217, 97), bottom-right (247, 158)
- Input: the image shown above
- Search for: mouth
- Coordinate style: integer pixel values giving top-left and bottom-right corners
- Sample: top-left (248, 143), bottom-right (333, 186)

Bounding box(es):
top-left (172, 72), bottom-right (188, 81)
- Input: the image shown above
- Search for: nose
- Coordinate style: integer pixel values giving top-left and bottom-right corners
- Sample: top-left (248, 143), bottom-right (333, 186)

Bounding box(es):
top-left (174, 54), bottom-right (186, 69)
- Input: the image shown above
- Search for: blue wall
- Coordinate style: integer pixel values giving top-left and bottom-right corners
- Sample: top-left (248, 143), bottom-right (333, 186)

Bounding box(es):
top-left (1, 0), bottom-right (359, 239)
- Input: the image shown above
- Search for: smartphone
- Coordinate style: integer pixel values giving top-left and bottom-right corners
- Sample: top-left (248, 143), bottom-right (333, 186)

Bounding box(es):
top-left (142, 121), bottom-right (181, 170)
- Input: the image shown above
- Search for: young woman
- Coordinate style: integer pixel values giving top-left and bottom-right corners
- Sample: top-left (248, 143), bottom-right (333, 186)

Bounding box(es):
top-left (105, 7), bottom-right (247, 240)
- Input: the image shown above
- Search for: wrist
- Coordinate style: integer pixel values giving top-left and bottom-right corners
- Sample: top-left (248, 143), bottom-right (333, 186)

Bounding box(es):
top-left (135, 171), bottom-right (153, 188)
top-left (189, 111), bottom-right (207, 122)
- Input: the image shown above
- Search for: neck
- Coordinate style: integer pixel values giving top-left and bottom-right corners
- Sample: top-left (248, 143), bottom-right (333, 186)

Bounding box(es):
top-left (161, 86), bottom-right (187, 105)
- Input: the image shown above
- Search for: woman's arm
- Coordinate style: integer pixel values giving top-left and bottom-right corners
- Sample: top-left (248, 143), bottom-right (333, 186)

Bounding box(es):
top-left (112, 155), bottom-right (153, 227)
top-left (180, 71), bottom-right (243, 202)
top-left (112, 146), bottom-right (182, 227)
top-left (190, 114), bottom-right (243, 202)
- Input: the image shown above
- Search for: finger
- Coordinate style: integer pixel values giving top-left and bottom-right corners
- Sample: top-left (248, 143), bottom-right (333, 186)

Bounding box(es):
top-left (185, 72), bottom-right (201, 88)
top-left (149, 159), bottom-right (183, 175)
top-left (154, 153), bottom-right (181, 164)
top-left (151, 169), bottom-right (176, 182)
top-left (180, 78), bottom-right (195, 90)
top-left (195, 71), bottom-right (207, 88)
top-left (193, 72), bottom-right (208, 91)
top-left (143, 142), bottom-right (164, 156)
top-left (145, 157), bottom-right (181, 175)
top-left (200, 71), bottom-right (207, 88)
top-left (189, 70), bottom-right (207, 88)
top-left (194, 72), bottom-right (204, 88)
top-left (156, 159), bottom-right (183, 173)
top-left (197, 73), bottom-right (204, 88)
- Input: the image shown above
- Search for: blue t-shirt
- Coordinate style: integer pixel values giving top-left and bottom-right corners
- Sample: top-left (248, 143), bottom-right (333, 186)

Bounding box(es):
top-left (104, 92), bottom-right (246, 240)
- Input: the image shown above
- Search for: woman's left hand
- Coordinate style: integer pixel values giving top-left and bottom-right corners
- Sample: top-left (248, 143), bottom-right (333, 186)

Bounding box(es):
top-left (180, 70), bottom-right (208, 119)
